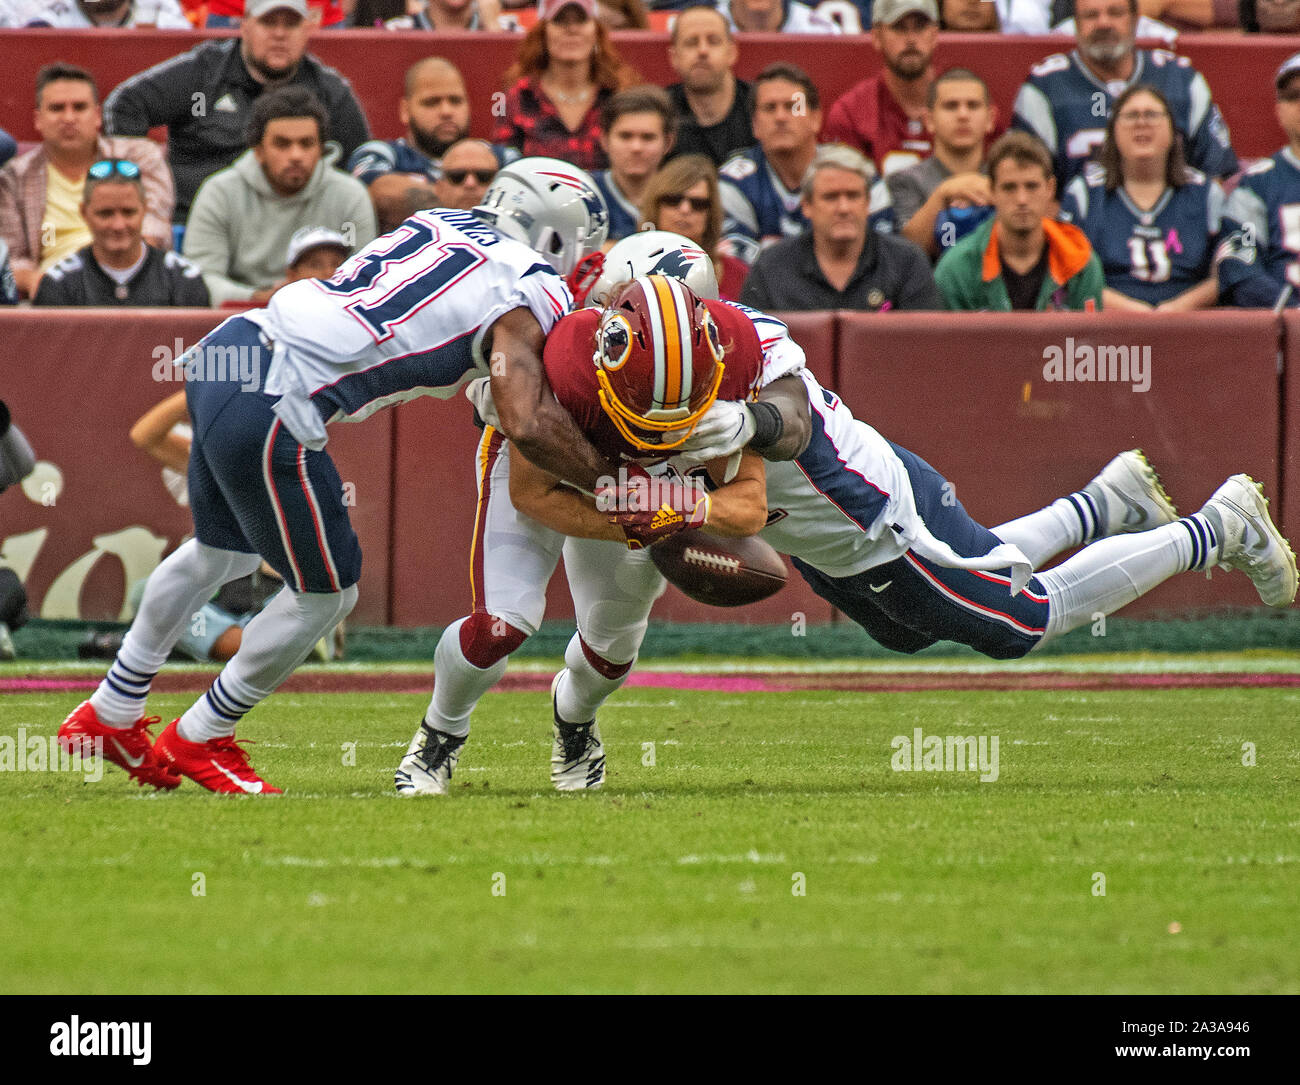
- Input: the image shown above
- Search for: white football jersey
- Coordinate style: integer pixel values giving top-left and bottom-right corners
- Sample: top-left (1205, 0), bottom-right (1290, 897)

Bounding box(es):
top-left (246, 208), bottom-right (573, 445)
top-left (758, 370), bottom-right (1031, 590)
top-left (759, 369), bottom-right (912, 578)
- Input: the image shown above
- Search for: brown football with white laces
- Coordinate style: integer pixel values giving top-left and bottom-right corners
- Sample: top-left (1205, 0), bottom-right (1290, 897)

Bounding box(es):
top-left (649, 529), bottom-right (788, 607)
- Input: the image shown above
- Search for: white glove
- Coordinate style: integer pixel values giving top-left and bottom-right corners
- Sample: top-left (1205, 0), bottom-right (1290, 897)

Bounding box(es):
top-left (464, 376), bottom-right (502, 429)
top-left (676, 399), bottom-right (757, 463)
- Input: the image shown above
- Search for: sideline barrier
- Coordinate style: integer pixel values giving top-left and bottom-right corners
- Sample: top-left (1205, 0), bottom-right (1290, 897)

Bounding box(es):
top-left (0, 308), bottom-right (1288, 624)
top-left (0, 309), bottom-right (395, 625)
top-left (0, 31), bottom-right (1292, 163)
top-left (834, 310), bottom-right (1282, 614)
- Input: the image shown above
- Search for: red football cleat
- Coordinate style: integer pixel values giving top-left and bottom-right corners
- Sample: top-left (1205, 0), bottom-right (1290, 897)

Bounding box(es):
top-left (154, 720), bottom-right (282, 795)
top-left (57, 700), bottom-right (180, 790)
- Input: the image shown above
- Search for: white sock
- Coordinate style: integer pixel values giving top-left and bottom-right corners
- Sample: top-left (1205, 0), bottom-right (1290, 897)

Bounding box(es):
top-left (91, 541), bottom-right (261, 726)
top-left (1034, 516), bottom-right (1215, 644)
top-left (425, 619), bottom-right (506, 739)
top-left (178, 585), bottom-right (357, 743)
top-left (554, 633), bottom-right (632, 725)
top-left (993, 496), bottom-right (1091, 569)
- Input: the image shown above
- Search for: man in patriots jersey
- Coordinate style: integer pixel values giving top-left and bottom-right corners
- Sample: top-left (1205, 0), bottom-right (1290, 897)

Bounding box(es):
top-left (721, 64), bottom-right (894, 266)
top-left (591, 87), bottom-right (676, 243)
top-left (502, 301), bottom-right (1296, 790)
top-left (1219, 55), bottom-right (1300, 310)
top-left (1060, 84), bottom-right (1224, 311)
top-left (1011, 0), bottom-right (1236, 191)
top-left (396, 272), bottom-right (814, 795)
top-left (57, 159), bottom-right (614, 795)
top-left (347, 58), bottom-right (472, 232)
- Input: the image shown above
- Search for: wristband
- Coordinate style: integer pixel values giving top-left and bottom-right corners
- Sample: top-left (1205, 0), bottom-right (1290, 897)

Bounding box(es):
top-left (747, 400), bottom-right (784, 451)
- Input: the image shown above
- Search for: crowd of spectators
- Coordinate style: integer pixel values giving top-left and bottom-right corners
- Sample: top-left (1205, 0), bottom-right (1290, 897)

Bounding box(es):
top-left (0, 0), bottom-right (1295, 314)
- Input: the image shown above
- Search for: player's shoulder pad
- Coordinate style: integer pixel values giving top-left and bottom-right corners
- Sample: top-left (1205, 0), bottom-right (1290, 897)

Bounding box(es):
top-left (1028, 53), bottom-right (1070, 80)
top-left (719, 151), bottom-right (758, 182)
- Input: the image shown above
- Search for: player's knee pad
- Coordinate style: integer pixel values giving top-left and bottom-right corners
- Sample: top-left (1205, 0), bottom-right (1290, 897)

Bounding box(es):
top-left (577, 635), bottom-right (633, 680)
top-left (459, 611), bottom-right (529, 668)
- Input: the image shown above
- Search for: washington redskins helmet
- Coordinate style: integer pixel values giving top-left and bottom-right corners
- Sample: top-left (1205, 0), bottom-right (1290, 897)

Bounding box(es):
top-left (594, 275), bottom-right (726, 452)
top-left (472, 157), bottom-right (609, 276)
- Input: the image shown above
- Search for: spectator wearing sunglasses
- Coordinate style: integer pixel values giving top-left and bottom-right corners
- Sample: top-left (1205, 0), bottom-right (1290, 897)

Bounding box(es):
top-left (34, 159), bottom-right (209, 307)
top-left (431, 140), bottom-right (499, 212)
top-left (183, 86), bottom-right (376, 306)
top-left (0, 63), bottom-right (174, 300)
top-left (592, 86), bottom-right (676, 243)
top-left (640, 154), bottom-right (748, 301)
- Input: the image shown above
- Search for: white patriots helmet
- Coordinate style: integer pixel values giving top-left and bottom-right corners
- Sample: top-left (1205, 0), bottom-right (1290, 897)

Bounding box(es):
top-left (585, 230), bottom-right (719, 308)
top-left (471, 157), bottom-right (609, 276)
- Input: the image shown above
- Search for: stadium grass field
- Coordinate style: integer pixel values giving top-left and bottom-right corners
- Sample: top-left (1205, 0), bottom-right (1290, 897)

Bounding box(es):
top-left (2, 654), bottom-right (1298, 995)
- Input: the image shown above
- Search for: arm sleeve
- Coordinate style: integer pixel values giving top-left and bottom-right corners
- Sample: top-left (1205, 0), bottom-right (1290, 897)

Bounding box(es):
top-left (719, 179), bottom-right (760, 266)
top-left (0, 164), bottom-right (31, 270)
top-left (1184, 73), bottom-right (1237, 180)
top-left (934, 249), bottom-right (974, 310)
top-left (182, 181), bottom-right (252, 305)
top-left (103, 50), bottom-right (200, 137)
top-left (738, 256), bottom-right (774, 310)
top-left (896, 244), bottom-right (942, 310)
top-left (115, 137), bottom-right (176, 240)
top-left (321, 80), bottom-right (372, 163)
top-left (1011, 82), bottom-right (1058, 157)
top-left (31, 270), bottom-right (71, 307)
top-left (168, 253), bottom-right (212, 307)
top-left (347, 140), bottom-right (399, 186)
top-left (1058, 176), bottom-right (1087, 225)
top-left (1076, 253), bottom-right (1106, 310)
top-left (1217, 182), bottom-right (1292, 308)
top-left (886, 172), bottom-right (925, 230)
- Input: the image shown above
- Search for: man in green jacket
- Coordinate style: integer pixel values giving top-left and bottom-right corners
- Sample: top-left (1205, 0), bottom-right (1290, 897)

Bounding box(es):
top-left (184, 85), bottom-right (377, 307)
top-left (936, 131), bottom-right (1104, 311)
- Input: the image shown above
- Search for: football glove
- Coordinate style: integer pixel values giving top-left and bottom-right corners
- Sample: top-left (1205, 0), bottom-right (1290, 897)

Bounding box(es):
top-left (602, 467), bottom-right (711, 549)
top-left (675, 399), bottom-right (757, 464)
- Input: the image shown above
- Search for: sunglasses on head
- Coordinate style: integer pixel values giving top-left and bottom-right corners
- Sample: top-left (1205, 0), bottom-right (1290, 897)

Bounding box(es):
top-left (442, 168), bottom-right (496, 185)
top-left (658, 193), bottom-right (711, 212)
top-left (88, 158), bottom-right (141, 180)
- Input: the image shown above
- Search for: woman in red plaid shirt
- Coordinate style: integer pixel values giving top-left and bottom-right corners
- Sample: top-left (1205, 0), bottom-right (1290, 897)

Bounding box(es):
top-left (492, 0), bottom-right (638, 172)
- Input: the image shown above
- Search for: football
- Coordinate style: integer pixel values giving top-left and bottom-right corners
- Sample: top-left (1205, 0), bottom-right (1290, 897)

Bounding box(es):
top-left (649, 529), bottom-right (788, 607)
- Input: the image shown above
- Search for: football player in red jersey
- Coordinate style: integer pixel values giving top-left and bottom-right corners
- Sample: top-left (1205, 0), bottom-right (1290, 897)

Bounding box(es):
top-left (395, 274), bottom-right (808, 795)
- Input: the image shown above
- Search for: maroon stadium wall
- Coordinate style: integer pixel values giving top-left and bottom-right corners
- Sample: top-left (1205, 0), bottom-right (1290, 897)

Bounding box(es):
top-left (0, 309), bottom-right (1290, 625)
top-left (0, 30), bottom-right (1292, 162)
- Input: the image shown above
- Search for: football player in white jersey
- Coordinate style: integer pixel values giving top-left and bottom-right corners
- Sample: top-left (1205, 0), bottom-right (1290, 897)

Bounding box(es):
top-left (499, 275), bottom-right (1296, 791)
top-left (57, 158), bottom-right (619, 794)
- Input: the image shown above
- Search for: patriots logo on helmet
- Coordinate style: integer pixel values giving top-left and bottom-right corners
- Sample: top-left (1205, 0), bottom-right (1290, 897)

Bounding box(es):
top-left (648, 245), bottom-right (706, 280)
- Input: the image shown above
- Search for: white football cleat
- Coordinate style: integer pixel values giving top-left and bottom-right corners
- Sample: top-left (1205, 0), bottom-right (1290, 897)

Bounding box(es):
top-left (395, 722), bottom-right (466, 796)
top-left (1083, 449), bottom-right (1179, 537)
top-left (550, 672), bottom-right (606, 792)
top-left (1199, 475), bottom-right (1297, 607)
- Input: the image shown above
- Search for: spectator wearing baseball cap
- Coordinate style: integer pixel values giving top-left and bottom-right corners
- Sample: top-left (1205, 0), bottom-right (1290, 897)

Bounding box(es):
top-left (205, 0), bottom-right (348, 30)
top-left (491, 0), bottom-right (639, 171)
top-left (1219, 54), bottom-right (1300, 310)
top-left (104, 0), bottom-right (371, 224)
top-left (284, 225), bottom-right (349, 283)
top-left (822, 0), bottom-right (939, 179)
top-left (719, 0), bottom-right (841, 33)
